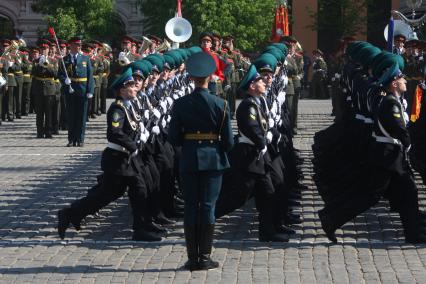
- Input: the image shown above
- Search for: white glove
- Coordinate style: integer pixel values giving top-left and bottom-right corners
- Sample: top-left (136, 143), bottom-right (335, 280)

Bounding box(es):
top-left (8, 61), bottom-right (14, 67)
top-left (271, 101), bottom-right (277, 116)
top-left (283, 75), bottom-right (288, 87)
top-left (139, 122), bottom-right (145, 132)
top-left (334, 73), bottom-right (341, 79)
top-left (402, 98), bottom-right (408, 110)
top-left (224, 85), bottom-right (231, 92)
top-left (161, 117), bottom-right (167, 128)
top-left (160, 101), bottom-right (167, 113)
top-left (140, 132), bottom-right (148, 143)
top-left (277, 91), bottom-right (286, 105)
top-left (166, 115), bottom-right (171, 123)
top-left (153, 109), bottom-right (161, 119)
top-left (65, 78), bottom-right (71, 85)
top-left (268, 118), bottom-right (275, 128)
top-left (173, 94), bottom-right (179, 100)
top-left (266, 131), bottom-right (273, 144)
top-left (166, 97), bottom-right (174, 106)
top-left (130, 149), bottom-right (139, 158)
top-left (260, 146), bottom-right (267, 156)
top-left (152, 125), bottom-right (160, 135)
top-left (144, 110), bottom-right (150, 120)
top-left (87, 93), bottom-right (93, 98)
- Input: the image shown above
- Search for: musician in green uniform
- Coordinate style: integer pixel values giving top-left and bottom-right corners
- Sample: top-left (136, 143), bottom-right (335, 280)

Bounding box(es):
top-left (32, 39), bottom-right (57, 138)
top-left (20, 47), bottom-right (32, 116)
top-left (168, 52), bottom-right (234, 271)
top-left (310, 49), bottom-right (328, 99)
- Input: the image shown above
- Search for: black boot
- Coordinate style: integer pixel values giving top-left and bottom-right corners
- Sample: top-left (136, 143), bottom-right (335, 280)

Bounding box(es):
top-left (57, 208), bottom-right (81, 239)
top-left (184, 225), bottom-right (199, 271)
top-left (198, 224), bottom-right (219, 270)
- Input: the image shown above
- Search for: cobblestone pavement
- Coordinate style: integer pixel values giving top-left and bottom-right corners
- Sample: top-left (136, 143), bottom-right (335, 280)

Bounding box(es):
top-left (1, 99), bottom-right (426, 283)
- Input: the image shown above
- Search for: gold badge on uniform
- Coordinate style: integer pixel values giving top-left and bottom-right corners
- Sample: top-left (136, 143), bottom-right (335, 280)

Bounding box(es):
top-left (112, 112), bottom-right (120, 127)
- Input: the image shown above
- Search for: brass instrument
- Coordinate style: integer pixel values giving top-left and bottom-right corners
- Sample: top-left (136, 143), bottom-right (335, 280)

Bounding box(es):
top-left (0, 41), bottom-right (19, 59)
top-left (118, 50), bottom-right (131, 66)
top-left (165, 17), bottom-right (192, 44)
top-left (139, 36), bottom-right (153, 54)
top-left (155, 39), bottom-right (171, 53)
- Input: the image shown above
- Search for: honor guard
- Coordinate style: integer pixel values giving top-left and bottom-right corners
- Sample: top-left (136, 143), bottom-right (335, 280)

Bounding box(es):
top-left (168, 52), bottom-right (234, 271)
top-left (59, 36), bottom-right (94, 147)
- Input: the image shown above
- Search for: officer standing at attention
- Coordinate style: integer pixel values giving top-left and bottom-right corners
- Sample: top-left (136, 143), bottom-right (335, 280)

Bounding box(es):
top-left (59, 36), bottom-right (94, 147)
top-left (168, 52), bottom-right (234, 271)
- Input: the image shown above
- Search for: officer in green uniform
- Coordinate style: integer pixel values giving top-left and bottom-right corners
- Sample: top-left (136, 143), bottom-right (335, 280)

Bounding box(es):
top-left (100, 47), bottom-right (110, 113)
top-left (9, 38), bottom-right (24, 119)
top-left (168, 52), bottom-right (234, 271)
top-left (20, 47), bottom-right (32, 116)
top-left (59, 36), bottom-right (94, 147)
top-left (310, 49), bottom-right (328, 99)
top-left (32, 39), bottom-right (57, 138)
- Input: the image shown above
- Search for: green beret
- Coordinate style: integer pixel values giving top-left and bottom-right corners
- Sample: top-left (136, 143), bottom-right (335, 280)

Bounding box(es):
top-left (239, 64), bottom-right (262, 91)
top-left (110, 68), bottom-right (134, 90)
top-left (253, 53), bottom-right (278, 73)
top-left (145, 54), bottom-right (164, 73)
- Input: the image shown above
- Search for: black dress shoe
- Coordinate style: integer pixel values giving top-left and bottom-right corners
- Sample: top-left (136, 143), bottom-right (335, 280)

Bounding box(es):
top-left (58, 209), bottom-right (70, 239)
top-left (22, 113), bottom-right (28, 116)
top-left (319, 211), bottom-right (337, 243)
top-left (184, 259), bottom-right (199, 271)
top-left (45, 134), bottom-right (53, 139)
top-left (66, 142), bottom-right (73, 147)
top-left (285, 213), bottom-right (302, 225)
top-left (144, 222), bottom-right (167, 237)
top-left (198, 255), bottom-right (219, 270)
top-left (77, 142), bottom-right (84, 147)
top-left (37, 134), bottom-right (44, 139)
top-left (90, 114), bottom-right (96, 119)
top-left (15, 115), bottom-right (21, 119)
top-left (132, 229), bottom-right (162, 241)
top-left (276, 224), bottom-right (296, 235)
top-left (406, 233), bottom-right (426, 244)
top-left (155, 215), bottom-right (176, 225)
top-left (259, 232), bottom-right (290, 242)
top-left (7, 118), bottom-right (13, 122)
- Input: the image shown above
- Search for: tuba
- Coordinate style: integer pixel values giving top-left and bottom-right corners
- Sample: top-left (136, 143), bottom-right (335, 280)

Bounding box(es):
top-left (384, 20), bottom-right (413, 42)
top-left (165, 17), bottom-right (192, 45)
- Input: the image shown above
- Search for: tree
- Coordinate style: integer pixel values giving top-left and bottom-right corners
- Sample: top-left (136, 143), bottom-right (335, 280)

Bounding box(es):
top-left (139, 0), bottom-right (278, 52)
top-left (32, 0), bottom-right (123, 41)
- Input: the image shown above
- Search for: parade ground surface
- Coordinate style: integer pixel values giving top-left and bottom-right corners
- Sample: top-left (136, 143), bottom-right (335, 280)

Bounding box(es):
top-left (1, 99), bottom-right (426, 284)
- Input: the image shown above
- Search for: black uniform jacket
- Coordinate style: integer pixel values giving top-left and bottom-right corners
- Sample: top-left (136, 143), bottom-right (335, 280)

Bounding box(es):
top-left (101, 98), bottom-right (141, 176)
top-left (231, 95), bottom-right (271, 175)
top-left (369, 93), bottom-right (410, 174)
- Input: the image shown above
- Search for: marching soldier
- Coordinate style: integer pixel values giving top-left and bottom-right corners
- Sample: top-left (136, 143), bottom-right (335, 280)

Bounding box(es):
top-left (58, 36), bottom-right (94, 147)
top-left (29, 46), bottom-right (40, 114)
top-left (168, 52), bottom-right (234, 271)
top-left (58, 39), bottom-right (68, 130)
top-left (58, 68), bottom-right (161, 242)
top-left (32, 39), bottom-right (57, 138)
top-left (48, 39), bottom-right (61, 135)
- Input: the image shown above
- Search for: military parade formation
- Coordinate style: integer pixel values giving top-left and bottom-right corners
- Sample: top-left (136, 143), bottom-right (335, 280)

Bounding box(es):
top-left (2, 12), bottom-right (426, 271)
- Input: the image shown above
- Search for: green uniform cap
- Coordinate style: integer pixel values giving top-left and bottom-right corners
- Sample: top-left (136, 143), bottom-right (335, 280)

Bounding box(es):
top-left (239, 64), bottom-right (262, 91)
top-left (129, 60), bottom-right (147, 79)
top-left (110, 68), bottom-right (134, 90)
top-left (186, 52), bottom-right (216, 77)
top-left (253, 53), bottom-right (278, 73)
top-left (145, 54), bottom-right (164, 73)
top-left (263, 46), bottom-right (285, 63)
top-left (269, 43), bottom-right (288, 57)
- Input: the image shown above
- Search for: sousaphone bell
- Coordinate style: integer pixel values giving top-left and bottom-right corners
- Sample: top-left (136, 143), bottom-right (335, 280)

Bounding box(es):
top-left (165, 17), bottom-right (192, 43)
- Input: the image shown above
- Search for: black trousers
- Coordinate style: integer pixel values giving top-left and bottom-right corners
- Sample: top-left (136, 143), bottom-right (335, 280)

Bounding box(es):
top-left (35, 95), bottom-right (54, 136)
top-left (269, 155), bottom-right (289, 226)
top-left (320, 166), bottom-right (419, 239)
top-left (215, 170), bottom-right (277, 235)
top-left (70, 172), bottom-right (148, 230)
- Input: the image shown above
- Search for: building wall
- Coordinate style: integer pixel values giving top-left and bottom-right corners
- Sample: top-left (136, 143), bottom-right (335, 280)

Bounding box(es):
top-left (0, 0), bottom-right (144, 44)
top-left (292, 0), bottom-right (317, 56)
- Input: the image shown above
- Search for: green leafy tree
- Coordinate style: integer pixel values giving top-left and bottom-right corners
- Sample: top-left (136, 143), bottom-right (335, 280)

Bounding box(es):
top-left (139, 0), bottom-right (278, 52)
top-left (32, 0), bottom-right (123, 41)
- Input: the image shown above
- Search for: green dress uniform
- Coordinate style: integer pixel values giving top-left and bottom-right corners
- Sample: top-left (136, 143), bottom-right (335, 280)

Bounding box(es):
top-left (222, 48), bottom-right (244, 117)
top-left (168, 52), bottom-right (234, 271)
top-left (51, 56), bottom-right (61, 134)
top-left (91, 54), bottom-right (105, 117)
top-left (0, 57), bottom-right (7, 123)
top-left (11, 53), bottom-right (24, 119)
top-left (32, 55), bottom-right (57, 138)
top-left (59, 48), bottom-right (94, 146)
top-left (21, 57), bottom-right (32, 116)
top-left (310, 56), bottom-right (328, 99)
top-left (5, 54), bottom-right (16, 121)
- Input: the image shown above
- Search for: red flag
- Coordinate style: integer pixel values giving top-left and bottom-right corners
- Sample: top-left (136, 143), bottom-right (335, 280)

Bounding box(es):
top-left (411, 85), bottom-right (423, 122)
top-left (48, 27), bottom-right (56, 38)
top-left (271, 5), bottom-right (290, 42)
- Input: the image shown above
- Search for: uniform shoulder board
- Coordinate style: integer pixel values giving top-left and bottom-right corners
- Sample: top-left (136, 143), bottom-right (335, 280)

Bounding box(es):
top-left (115, 100), bottom-right (124, 107)
top-left (379, 91), bottom-right (386, 97)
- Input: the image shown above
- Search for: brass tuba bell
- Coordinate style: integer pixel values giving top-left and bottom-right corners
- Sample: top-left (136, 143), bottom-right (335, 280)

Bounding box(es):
top-left (165, 17), bottom-right (192, 44)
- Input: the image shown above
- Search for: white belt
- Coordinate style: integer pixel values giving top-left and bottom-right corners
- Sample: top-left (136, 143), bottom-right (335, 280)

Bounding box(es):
top-left (238, 133), bottom-right (255, 145)
top-left (364, 117), bottom-right (373, 124)
top-left (372, 132), bottom-right (401, 146)
top-left (107, 142), bottom-right (130, 154)
top-left (355, 114), bottom-right (365, 121)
